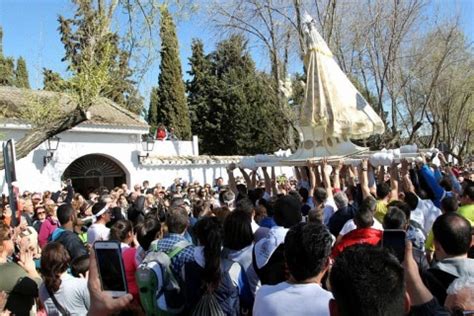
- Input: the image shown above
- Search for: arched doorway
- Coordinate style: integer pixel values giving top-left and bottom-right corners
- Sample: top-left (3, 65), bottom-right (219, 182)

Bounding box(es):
top-left (62, 154), bottom-right (127, 196)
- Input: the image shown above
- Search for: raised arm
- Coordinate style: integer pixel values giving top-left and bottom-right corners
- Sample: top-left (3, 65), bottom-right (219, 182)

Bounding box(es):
top-left (377, 165), bottom-right (385, 184)
top-left (262, 167), bottom-right (272, 195)
top-left (251, 170), bottom-right (257, 189)
top-left (294, 166), bottom-right (301, 182)
top-left (314, 164), bottom-right (322, 187)
top-left (346, 165), bottom-right (357, 187)
top-left (439, 153), bottom-right (462, 194)
top-left (226, 164), bottom-right (239, 195)
top-left (322, 159), bottom-right (333, 200)
top-left (418, 154), bottom-right (445, 206)
top-left (389, 162), bottom-right (399, 201)
top-left (307, 161), bottom-right (316, 199)
top-left (271, 167), bottom-right (278, 196)
top-left (360, 159), bottom-right (371, 199)
top-left (64, 179), bottom-right (75, 204)
top-left (333, 160), bottom-right (343, 191)
top-left (239, 168), bottom-right (254, 190)
top-left (401, 160), bottom-right (416, 193)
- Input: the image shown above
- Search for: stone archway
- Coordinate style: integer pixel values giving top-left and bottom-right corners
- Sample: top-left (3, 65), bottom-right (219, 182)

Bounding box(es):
top-left (62, 154), bottom-right (127, 196)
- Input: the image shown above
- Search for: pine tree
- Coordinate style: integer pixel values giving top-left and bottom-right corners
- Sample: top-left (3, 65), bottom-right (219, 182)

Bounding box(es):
top-left (186, 39), bottom-right (214, 143)
top-left (15, 57), bottom-right (30, 88)
top-left (154, 7), bottom-right (191, 140)
top-left (187, 35), bottom-right (287, 155)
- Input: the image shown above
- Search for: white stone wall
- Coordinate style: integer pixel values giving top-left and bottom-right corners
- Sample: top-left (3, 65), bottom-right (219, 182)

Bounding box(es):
top-left (1, 124), bottom-right (295, 193)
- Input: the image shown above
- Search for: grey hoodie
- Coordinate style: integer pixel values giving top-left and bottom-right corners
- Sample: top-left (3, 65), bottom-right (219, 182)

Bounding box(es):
top-left (222, 245), bottom-right (260, 296)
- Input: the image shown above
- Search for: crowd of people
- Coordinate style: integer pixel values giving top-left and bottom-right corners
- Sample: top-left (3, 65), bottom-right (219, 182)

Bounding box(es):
top-left (0, 151), bottom-right (473, 315)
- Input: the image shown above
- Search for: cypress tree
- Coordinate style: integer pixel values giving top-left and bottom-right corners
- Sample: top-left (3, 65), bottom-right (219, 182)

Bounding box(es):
top-left (0, 27), bottom-right (3, 56)
top-left (147, 86), bottom-right (159, 129)
top-left (0, 57), bottom-right (15, 86)
top-left (15, 57), bottom-right (30, 88)
top-left (0, 27), bottom-right (15, 86)
top-left (154, 7), bottom-right (191, 140)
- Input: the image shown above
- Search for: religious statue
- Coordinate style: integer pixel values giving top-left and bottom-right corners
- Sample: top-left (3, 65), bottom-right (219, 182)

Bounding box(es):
top-left (289, 13), bottom-right (385, 159)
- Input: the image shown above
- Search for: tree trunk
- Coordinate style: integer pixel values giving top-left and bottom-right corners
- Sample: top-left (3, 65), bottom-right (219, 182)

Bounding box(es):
top-left (0, 107), bottom-right (88, 170)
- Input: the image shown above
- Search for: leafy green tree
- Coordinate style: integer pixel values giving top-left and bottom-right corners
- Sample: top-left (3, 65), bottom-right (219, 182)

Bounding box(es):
top-left (42, 68), bottom-right (67, 92)
top-left (15, 57), bottom-right (30, 88)
top-left (47, 1), bottom-right (143, 113)
top-left (153, 6), bottom-right (191, 139)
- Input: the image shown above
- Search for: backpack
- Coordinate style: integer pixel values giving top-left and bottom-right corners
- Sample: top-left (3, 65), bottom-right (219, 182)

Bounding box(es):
top-left (136, 240), bottom-right (191, 315)
top-left (192, 291), bottom-right (225, 316)
top-left (185, 258), bottom-right (240, 316)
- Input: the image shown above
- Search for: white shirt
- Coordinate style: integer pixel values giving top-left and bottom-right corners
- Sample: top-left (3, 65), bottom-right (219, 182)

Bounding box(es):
top-left (253, 281), bottom-right (332, 316)
top-left (339, 218), bottom-right (384, 236)
top-left (323, 197), bottom-right (337, 225)
top-left (411, 198), bottom-right (441, 236)
top-left (87, 223), bottom-right (110, 244)
top-left (39, 274), bottom-right (90, 316)
top-left (251, 219), bottom-right (260, 233)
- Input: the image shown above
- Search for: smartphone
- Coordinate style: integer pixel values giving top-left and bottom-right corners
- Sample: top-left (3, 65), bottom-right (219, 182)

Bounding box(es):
top-left (94, 241), bottom-right (128, 297)
top-left (382, 230), bottom-right (406, 263)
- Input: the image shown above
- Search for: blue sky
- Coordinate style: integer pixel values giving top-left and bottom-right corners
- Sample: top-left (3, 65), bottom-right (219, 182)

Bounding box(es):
top-left (0, 0), bottom-right (473, 107)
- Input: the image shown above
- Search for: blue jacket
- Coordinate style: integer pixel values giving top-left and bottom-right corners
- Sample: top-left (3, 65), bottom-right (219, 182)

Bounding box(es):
top-left (419, 165), bottom-right (455, 208)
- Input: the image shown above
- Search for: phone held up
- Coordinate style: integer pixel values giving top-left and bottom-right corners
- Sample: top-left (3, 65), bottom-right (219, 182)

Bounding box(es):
top-left (93, 241), bottom-right (128, 298)
top-left (382, 229), bottom-right (406, 263)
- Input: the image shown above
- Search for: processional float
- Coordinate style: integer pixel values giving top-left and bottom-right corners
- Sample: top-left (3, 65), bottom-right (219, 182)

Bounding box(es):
top-left (238, 14), bottom-right (433, 169)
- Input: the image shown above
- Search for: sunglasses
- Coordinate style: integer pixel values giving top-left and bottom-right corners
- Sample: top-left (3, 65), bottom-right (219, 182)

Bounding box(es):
top-left (36, 211), bottom-right (46, 215)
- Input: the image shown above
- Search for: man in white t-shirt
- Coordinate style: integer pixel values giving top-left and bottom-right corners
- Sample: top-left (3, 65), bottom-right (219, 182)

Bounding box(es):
top-left (253, 222), bottom-right (333, 316)
top-left (87, 202), bottom-right (111, 245)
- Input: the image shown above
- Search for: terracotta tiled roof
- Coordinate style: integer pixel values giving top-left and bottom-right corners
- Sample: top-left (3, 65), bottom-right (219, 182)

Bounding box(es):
top-left (0, 86), bottom-right (148, 128)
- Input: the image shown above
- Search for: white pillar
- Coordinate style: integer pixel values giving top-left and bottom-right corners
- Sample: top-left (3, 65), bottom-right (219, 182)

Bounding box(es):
top-left (192, 135), bottom-right (199, 156)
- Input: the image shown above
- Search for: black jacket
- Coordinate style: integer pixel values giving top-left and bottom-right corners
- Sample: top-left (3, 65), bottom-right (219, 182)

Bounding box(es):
top-left (54, 230), bottom-right (88, 260)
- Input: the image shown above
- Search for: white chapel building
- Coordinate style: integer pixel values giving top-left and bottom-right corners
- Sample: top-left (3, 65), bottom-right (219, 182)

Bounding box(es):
top-left (0, 87), bottom-right (246, 194)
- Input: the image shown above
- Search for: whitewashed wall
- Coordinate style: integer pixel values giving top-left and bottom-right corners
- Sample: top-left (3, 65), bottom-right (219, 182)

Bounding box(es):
top-left (1, 124), bottom-right (294, 193)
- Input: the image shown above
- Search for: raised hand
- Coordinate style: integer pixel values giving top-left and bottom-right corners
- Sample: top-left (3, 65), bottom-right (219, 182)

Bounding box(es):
top-left (87, 250), bottom-right (133, 316)
top-left (17, 247), bottom-right (38, 278)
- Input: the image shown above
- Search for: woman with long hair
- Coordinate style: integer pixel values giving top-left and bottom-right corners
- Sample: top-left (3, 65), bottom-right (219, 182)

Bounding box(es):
top-left (109, 220), bottom-right (140, 304)
top-left (222, 210), bottom-right (259, 311)
top-left (39, 242), bottom-right (89, 315)
top-left (184, 217), bottom-right (239, 315)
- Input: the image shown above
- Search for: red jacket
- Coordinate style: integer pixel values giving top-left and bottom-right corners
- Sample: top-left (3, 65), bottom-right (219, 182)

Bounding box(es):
top-left (331, 228), bottom-right (382, 258)
top-left (156, 128), bottom-right (167, 140)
